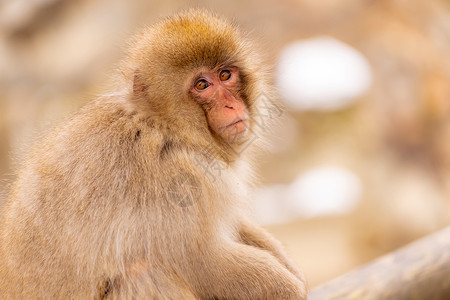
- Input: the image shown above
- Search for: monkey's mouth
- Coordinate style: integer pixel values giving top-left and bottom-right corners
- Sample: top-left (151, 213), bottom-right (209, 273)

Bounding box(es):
top-left (222, 119), bottom-right (249, 137)
top-left (227, 119), bottom-right (245, 127)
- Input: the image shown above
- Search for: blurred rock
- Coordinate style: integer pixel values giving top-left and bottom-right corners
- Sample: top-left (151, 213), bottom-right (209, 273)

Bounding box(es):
top-left (0, 0), bottom-right (64, 36)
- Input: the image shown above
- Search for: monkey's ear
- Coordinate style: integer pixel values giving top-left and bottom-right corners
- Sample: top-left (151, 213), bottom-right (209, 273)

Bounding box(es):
top-left (133, 71), bottom-right (147, 98)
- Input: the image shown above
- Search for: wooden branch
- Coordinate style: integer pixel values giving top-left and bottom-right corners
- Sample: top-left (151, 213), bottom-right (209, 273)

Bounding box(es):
top-left (308, 226), bottom-right (450, 300)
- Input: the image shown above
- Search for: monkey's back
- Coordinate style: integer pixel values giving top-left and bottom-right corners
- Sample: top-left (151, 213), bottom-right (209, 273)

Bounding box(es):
top-left (0, 98), bottom-right (234, 299)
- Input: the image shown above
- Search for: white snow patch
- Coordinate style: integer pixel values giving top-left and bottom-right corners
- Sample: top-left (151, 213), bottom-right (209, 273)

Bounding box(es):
top-left (287, 166), bottom-right (363, 218)
top-left (252, 166), bottom-right (363, 225)
top-left (276, 36), bottom-right (372, 111)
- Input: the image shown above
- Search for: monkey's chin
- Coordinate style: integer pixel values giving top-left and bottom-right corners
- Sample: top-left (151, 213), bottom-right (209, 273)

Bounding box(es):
top-left (220, 119), bottom-right (250, 144)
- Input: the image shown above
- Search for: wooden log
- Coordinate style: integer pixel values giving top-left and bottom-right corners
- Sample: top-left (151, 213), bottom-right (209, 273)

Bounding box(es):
top-left (308, 226), bottom-right (450, 300)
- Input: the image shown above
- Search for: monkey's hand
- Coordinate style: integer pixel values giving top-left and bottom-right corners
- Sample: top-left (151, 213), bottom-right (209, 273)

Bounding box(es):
top-left (238, 221), bottom-right (307, 284)
top-left (197, 242), bottom-right (307, 300)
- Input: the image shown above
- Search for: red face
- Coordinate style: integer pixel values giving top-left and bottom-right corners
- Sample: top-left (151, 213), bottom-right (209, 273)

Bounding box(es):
top-left (190, 68), bottom-right (249, 143)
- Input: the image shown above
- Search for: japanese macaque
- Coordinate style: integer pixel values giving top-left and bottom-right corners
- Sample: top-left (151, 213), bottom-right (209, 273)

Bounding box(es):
top-left (0, 10), bottom-right (307, 300)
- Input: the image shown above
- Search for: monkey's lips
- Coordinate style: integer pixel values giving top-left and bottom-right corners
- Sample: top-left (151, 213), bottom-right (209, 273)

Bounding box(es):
top-left (222, 119), bottom-right (249, 138)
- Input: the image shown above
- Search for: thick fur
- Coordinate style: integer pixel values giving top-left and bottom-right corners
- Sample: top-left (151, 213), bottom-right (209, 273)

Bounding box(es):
top-left (0, 10), bottom-right (306, 299)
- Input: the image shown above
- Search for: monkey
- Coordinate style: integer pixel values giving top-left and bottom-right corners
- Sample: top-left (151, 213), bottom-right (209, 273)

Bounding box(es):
top-left (0, 9), bottom-right (307, 300)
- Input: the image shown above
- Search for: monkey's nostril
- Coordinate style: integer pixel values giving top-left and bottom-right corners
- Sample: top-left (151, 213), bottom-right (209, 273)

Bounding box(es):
top-left (225, 105), bottom-right (234, 109)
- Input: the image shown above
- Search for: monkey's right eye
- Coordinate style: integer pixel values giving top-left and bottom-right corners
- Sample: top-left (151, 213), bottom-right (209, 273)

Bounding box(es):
top-left (195, 79), bottom-right (210, 91)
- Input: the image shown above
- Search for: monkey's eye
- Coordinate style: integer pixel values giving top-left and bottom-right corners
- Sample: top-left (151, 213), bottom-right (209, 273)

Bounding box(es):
top-left (219, 70), bottom-right (231, 81)
top-left (195, 79), bottom-right (210, 91)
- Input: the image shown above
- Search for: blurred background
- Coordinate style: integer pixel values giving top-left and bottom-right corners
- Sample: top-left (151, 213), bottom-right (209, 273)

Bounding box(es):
top-left (1, 0), bottom-right (450, 288)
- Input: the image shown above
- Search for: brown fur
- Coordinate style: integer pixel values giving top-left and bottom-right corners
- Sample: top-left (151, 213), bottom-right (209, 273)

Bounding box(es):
top-left (0, 10), bottom-right (307, 299)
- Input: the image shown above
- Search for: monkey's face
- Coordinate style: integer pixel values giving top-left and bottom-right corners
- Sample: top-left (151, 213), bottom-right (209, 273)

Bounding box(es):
top-left (189, 67), bottom-right (249, 143)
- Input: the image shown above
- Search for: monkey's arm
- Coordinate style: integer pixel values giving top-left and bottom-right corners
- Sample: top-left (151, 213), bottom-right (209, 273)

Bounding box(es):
top-left (238, 221), bottom-right (306, 282)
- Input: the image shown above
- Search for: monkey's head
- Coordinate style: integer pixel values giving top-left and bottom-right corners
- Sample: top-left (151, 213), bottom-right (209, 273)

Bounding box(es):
top-left (124, 10), bottom-right (265, 157)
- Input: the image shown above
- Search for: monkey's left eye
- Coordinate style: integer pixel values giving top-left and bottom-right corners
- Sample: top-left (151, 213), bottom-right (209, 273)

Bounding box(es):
top-left (219, 70), bottom-right (231, 81)
top-left (195, 79), bottom-right (210, 91)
